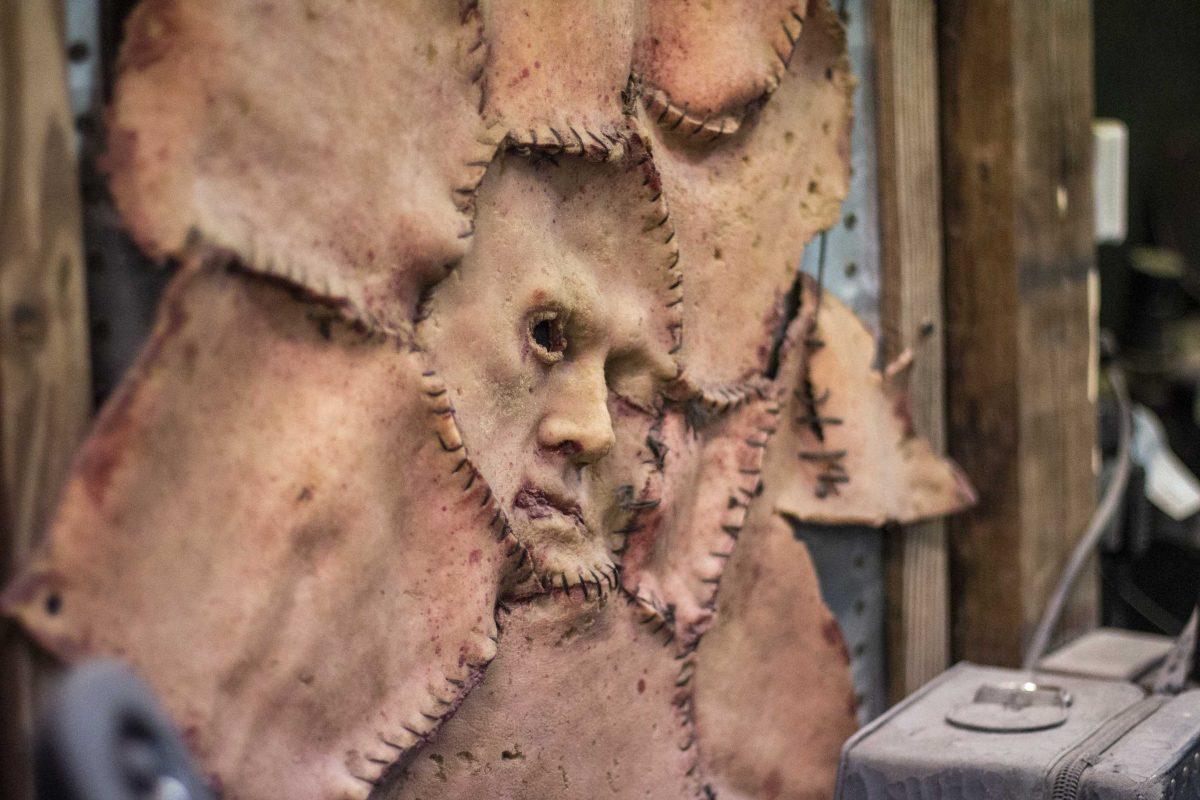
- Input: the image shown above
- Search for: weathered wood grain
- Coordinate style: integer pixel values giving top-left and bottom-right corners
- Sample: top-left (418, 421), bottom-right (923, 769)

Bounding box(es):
top-left (0, 2), bottom-right (92, 797)
top-left (940, 0), bottom-right (1097, 667)
top-left (873, 0), bottom-right (951, 699)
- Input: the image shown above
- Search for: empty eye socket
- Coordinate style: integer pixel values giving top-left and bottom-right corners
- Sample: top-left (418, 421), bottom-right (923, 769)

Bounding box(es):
top-left (529, 312), bottom-right (568, 363)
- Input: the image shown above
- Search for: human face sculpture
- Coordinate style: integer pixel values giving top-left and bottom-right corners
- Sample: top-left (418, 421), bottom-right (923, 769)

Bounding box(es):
top-left (419, 153), bottom-right (679, 591)
top-left (0, 2), bottom-right (980, 800)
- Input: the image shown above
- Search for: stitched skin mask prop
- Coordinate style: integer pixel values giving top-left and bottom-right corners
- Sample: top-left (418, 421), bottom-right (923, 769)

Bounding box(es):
top-left (2, 2), bottom-right (974, 799)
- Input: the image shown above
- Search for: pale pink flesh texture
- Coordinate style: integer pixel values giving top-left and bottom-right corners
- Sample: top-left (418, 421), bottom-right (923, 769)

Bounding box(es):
top-left (1, 3), bottom-right (976, 799)
top-left (2, 265), bottom-right (518, 798)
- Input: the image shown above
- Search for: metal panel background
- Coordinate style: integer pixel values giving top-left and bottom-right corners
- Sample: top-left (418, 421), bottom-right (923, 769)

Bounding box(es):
top-left (799, 0), bottom-right (889, 724)
top-left (67, 0), bottom-right (174, 408)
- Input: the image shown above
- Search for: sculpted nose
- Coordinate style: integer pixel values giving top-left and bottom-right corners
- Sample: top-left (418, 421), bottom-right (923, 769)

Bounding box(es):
top-left (537, 360), bottom-right (615, 466)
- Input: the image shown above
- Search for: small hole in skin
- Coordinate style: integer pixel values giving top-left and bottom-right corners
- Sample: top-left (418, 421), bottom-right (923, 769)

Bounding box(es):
top-left (530, 315), bottom-right (567, 359)
top-left (45, 593), bottom-right (62, 616)
top-left (532, 319), bottom-right (554, 350)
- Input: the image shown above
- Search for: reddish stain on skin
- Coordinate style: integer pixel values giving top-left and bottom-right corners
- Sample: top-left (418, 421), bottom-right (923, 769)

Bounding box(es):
top-left (763, 770), bottom-right (783, 799)
top-left (638, 158), bottom-right (663, 194)
top-left (118, 0), bottom-right (179, 72)
top-left (469, 549), bottom-right (482, 565)
top-left (609, 393), bottom-right (652, 419)
top-left (636, 678), bottom-right (645, 694)
top-left (79, 294), bottom-right (188, 508)
top-left (616, 494), bottom-right (661, 574)
top-left (507, 67), bottom-right (531, 89)
top-left (822, 617), bottom-right (851, 665)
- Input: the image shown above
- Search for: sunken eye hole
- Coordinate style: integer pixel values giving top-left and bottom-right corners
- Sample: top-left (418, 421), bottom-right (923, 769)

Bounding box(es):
top-left (529, 313), bottom-right (568, 363)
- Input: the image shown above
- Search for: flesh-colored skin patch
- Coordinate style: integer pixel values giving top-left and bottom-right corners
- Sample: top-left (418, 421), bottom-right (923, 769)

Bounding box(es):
top-left (377, 592), bottom-right (698, 800)
top-left (480, 0), bottom-right (641, 157)
top-left (0, 3), bottom-right (981, 799)
top-left (595, 394), bottom-right (667, 569)
top-left (620, 395), bottom-right (780, 647)
top-left (644, 1), bottom-right (853, 391)
top-left (636, 0), bottom-right (806, 137)
top-left (418, 153), bottom-right (679, 593)
top-left (770, 278), bottom-right (977, 526)
top-left (0, 265), bottom-right (518, 799)
top-left (692, 504), bottom-right (859, 800)
top-left (106, 0), bottom-right (495, 333)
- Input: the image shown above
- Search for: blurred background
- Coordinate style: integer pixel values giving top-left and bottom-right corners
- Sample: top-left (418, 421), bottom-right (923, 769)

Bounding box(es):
top-left (1094, 1), bottom-right (1200, 642)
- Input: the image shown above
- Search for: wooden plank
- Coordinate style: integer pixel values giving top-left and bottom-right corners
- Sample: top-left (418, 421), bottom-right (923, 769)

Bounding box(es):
top-left (0, 2), bottom-right (92, 798)
top-left (873, 0), bottom-right (951, 700)
top-left (939, 0), bottom-right (1097, 667)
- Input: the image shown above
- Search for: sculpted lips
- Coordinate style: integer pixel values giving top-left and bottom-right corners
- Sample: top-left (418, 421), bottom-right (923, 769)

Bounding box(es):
top-left (513, 485), bottom-right (586, 530)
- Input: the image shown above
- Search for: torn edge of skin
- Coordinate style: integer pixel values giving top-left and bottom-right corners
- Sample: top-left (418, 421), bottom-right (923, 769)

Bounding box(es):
top-left (624, 398), bottom-right (781, 649)
top-left (350, 359), bottom-right (532, 792)
top-left (609, 410), bottom-right (667, 564)
top-left (691, 401), bottom-right (780, 624)
top-left (790, 284), bottom-right (850, 501)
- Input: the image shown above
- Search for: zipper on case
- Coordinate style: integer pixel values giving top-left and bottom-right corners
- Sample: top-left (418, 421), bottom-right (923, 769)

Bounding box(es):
top-left (1047, 694), bottom-right (1167, 800)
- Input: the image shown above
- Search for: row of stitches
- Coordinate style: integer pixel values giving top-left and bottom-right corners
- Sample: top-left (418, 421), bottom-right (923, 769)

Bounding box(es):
top-left (794, 310), bottom-right (848, 498)
top-left (692, 402), bottom-right (781, 622)
top-left (346, 362), bottom-right (527, 790)
top-left (636, 3), bottom-right (807, 142)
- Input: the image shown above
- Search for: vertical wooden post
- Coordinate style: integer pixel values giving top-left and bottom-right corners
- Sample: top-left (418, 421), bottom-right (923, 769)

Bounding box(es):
top-left (0, 2), bottom-right (92, 798)
top-left (873, 0), bottom-right (952, 698)
top-left (940, 0), bottom-right (1097, 667)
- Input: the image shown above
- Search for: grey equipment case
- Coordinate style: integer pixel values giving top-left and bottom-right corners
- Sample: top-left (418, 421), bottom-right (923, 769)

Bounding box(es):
top-left (835, 662), bottom-right (1200, 800)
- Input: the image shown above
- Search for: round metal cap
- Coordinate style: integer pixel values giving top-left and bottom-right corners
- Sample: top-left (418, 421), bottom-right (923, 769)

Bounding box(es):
top-left (946, 680), bottom-right (1072, 733)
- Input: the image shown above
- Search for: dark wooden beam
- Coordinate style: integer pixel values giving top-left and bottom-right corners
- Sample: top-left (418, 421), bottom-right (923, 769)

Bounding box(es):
top-left (939, 0), bottom-right (1097, 667)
